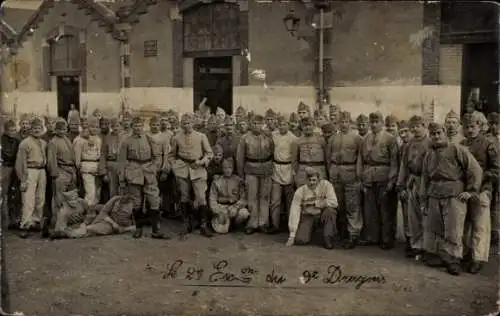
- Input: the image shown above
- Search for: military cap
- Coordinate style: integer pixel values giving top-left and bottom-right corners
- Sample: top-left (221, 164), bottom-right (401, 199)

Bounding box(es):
top-left (487, 112), bottom-right (499, 124)
top-left (428, 122), bottom-right (444, 133)
top-left (149, 116), bottom-right (161, 124)
top-left (223, 116), bottom-right (234, 125)
top-left (131, 116), bottom-right (143, 125)
top-left (409, 115), bottom-right (425, 126)
top-left (304, 166), bottom-right (320, 178)
top-left (321, 123), bottom-right (335, 134)
top-left (356, 114), bottom-right (369, 123)
top-left (277, 115), bottom-right (287, 123)
top-left (55, 118), bottom-right (68, 130)
top-left (236, 106), bottom-right (247, 115)
top-left (297, 101), bottom-right (310, 112)
top-left (385, 114), bottom-right (398, 125)
top-left (20, 113), bottom-right (30, 121)
top-left (3, 119), bottom-right (16, 129)
top-left (251, 114), bottom-right (264, 123)
top-left (369, 112), bottom-right (383, 121)
top-left (181, 113), bottom-right (194, 122)
top-left (397, 120), bottom-right (409, 130)
top-left (445, 110), bottom-right (459, 120)
top-left (30, 117), bottom-right (43, 128)
top-left (301, 116), bottom-right (315, 125)
top-left (265, 109), bottom-right (277, 118)
top-left (339, 111), bottom-right (351, 121)
top-left (289, 112), bottom-right (299, 122)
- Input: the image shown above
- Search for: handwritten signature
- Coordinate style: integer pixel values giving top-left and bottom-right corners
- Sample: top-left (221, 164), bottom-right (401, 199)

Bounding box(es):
top-left (150, 259), bottom-right (387, 289)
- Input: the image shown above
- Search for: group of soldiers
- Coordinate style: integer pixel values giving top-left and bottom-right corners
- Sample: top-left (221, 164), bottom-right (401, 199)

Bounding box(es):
top-left (1, 100), bottom-right (498, 277)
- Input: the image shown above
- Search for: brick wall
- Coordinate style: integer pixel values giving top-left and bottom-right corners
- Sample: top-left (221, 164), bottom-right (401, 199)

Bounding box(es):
top-left (439, 44), bottom-right (462, 85)
top-left (421, 1), bottom-right (441, 85)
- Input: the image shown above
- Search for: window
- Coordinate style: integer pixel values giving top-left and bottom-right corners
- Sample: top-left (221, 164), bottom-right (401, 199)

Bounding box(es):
top-left (144, 40), bottom-right (158, 57)
top-left (50, 35), bottom-right (79, 72)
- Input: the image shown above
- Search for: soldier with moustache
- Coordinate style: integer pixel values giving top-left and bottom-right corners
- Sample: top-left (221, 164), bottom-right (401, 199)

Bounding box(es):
top-left (119, 116), bottom-right (168, 239)
top-left (169, 114), bottom-right (214, 237)
top-left (461, 112), bottom-right (499, 273)
top-left (444, 110), bottom-right (465, 144)
top-left (356, 114), bottom-right (369, 138)
top-left (1, 119), bottom-right (21, 229)
top-left (397, 116), bottom-right (430, 258)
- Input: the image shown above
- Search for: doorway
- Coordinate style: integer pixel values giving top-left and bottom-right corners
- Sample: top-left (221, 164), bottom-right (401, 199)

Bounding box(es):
top-left (193, 57), bottom-right (233, 115)
top-left (460, 43), bottom-right (499, 115)
top-left (57, 75), bottom-right (80, 119)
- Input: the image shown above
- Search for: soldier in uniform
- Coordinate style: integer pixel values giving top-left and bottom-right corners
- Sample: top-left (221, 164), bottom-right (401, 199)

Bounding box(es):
top-left (321, 123), bottom-right (336, 142)
top-left (264, 109), bottom-right (278, 134)
top-left (329, 104), bottom-right (340, 124)
top-left (160, 113), bottom-right (171, 132)
top-left (42, 117), bottom-right (57, 142)
top-left (461, 112), bottom-right (499, 273)
top-left (486, 112), bottom-right (499, 252)
top-left (420, 122), bottom-right (482, 275)
top-left (46, 119), bottom-right (77, 236)
top-left (236, 114), bottom-right (274, 234)
top-left (169, 113), bottom-right (214, 238)
top-left (444, 110), bottom-right (464, 144)
top-left (235, 106), bottom-right (247, 125)
top-left (1, 119), bottom-right (21, 229)
top-left (357, 112), bottom-right (399, 249)
top-left (289, 112), bottom-right (301, 137)
top-left (15, 118), bottom-right (47, 238)
top-left (269, 115), bottom-right (298, 233)
top-left (286, 167), bottom-right (338, 249)
top-left (19, 114), bottom-right (31, 140)
top-left (119, 116), bottom-right (168, 239)
top-left (326, 111), bottom-right (363, 248)
top-left (237, 119), bottom-right (249, 136)
top-left (204, 115), bottom-right (219, 146)
top-left (100, 117), bottom-right (123, 198)
top-left (385, 114), bottom-right (399, 136)
top-left (397, 116), bottom-right (430, 258)
top-left (293, 117), bottom-right (327, 188)
top-left (216, 116), bottom-right (240, 161)
top-left (99, 117), bottom-right (110, 138)
top-left (67, 104), bottom-right (80, 124)
top-left (356, 114), bottom-right (369, 138)
top-left (121, 112), bottom-right (132, 137)
top-left (67, 118), bottom-right (80, 142)
top-left (297, 102), bottom-right (310, 121)
top-left (74, 119), bottom-right (102, 206)
top-left (209, 158), bottom-right (249, 234)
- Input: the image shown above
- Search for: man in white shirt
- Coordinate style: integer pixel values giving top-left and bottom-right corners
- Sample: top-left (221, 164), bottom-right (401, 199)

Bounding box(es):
top-left (269, 116), bottom-right (298, 233)
top-left (286, 167), bottom-right (338, 249)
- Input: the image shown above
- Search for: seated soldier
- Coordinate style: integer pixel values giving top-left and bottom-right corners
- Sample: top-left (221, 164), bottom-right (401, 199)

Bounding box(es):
top-left (50, 189), bottom-right (97, 239)
top-left (286, 167), bottom-right (338, 249)
top-left (64, 195), bottom-right (136, 238)
top-left (209, 158), bottom-right (249, 234)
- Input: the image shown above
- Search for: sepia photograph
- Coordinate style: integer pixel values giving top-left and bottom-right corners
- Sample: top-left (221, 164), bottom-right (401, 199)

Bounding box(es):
top-left (0, 0), bottom-right (499, 315)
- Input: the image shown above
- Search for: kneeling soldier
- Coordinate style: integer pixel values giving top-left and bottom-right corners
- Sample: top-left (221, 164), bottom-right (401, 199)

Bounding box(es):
top-left (209, 158), bottom-right (249, 234)
top-left (286, 167), bottom-right (338, 249)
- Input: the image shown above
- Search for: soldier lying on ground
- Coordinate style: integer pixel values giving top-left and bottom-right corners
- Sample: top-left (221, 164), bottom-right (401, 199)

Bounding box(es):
top-left (209, 158), bottom-right (249, 234)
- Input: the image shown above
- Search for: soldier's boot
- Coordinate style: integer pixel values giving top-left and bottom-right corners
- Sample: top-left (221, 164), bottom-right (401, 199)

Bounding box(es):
top-left (132, 209), bottom-right (144, 239)
top-left (445, 258), bottom-right (461, 276)
top-left (404, 237), bottom-right (415, 258)
top-left (199, 205), bottom-right (214, 238)
top-left (343, 235), bottom-right (358, 249)
top-left (180, 203), bottom-right (193, 236)
top-left (41, 216), bottom-right (51, 238)
top-left (150, 210), bottom-right (170, 239)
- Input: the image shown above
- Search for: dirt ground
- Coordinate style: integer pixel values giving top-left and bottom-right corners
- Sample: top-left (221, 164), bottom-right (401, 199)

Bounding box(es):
top-left (3, 220), bottom-right (499, 316)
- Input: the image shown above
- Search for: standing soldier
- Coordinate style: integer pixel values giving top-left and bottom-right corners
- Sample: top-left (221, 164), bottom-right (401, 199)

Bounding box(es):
top-left (236, 114), bottom-right (274, 234)
top-left (329, 104), bottom-right (340, 124)
top-left (357, 112), bottom-right (399, 249)
top-left (74, 119), bottom-right (102, 206)
top-left (216, 116), bottom-right (240, 161)
top-left (264, 109), bottom-right (278, 134)
top-left (67, 118), bottom-right (80, 142)
top-left (46, 119), bottom-right (77, 235)
top-left (148, 116), bottom-right (171, 214)
top-left (293, 117), bottom-right (327, 188)
top-left (444, 110), bottom-right (465, 144)
top-left (205, 115), bottom-right (219, 146)
top-left (19, 114), bottom-right (31, 140)
top-left (289, 113), bottom-right (301, 137)
top-left (42, 117), bottom-right (57, 142)
top-left (297, 102), bottom-right (310, 121)
top-left (235, 106), bottom-right (247, 125)
top-left (160, 113), bottom-right (171, 133)
top-left (42, 116), bottom-right (56, 236)
top-left (385, 114), bottom-right (399, 136)
top-left (326, 111), bottom-right (363, 248)
top-left (100, 117), bottom-right (123, 199)
top-left (120, 112), bottom-right (132, 137)
top-left (356, 114), bottom-right (369, 138)
top-left (321, 123), bottom-right (336, 143)
top-left (486, 112), bottom-right (499, 253)
top-left (397, 116), bottom-right (429, 258)
top-left (461, 112), bottom-right (499, 273)
top-left (119, 116), bottom-right (168, 239)
top-left (15, 118), bottom-right (47, 238)
top-left (237, 119), bottom-right (249, 136)
top-left (67, 104), bottom-right (80, 124)
top-left (420, 122), bottom-right (482, 275)
top-left (269, 115), bottom-right (298, 233)
top-left (1, 119), bottom-right (21, 229)
top-left (99, 116), bottom-right (110, 139)
top-left (169, 114), bottom-right (214, 237)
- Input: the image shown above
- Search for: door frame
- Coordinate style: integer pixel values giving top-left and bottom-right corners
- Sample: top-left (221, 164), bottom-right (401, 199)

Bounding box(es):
top-left (56, 75), bottom-right (81, 119)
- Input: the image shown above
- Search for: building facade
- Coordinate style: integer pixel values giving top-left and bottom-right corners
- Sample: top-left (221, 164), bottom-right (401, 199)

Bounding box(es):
top-left (0, 0), bottom-right (498, 121)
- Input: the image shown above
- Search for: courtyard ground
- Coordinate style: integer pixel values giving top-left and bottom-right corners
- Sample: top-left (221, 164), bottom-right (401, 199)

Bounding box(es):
top-left (3, 220), bottom-right (499, 316)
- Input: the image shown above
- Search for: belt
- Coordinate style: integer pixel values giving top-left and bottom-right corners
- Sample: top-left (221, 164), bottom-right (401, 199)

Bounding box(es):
top-left (107, 158), bottom-right (118, 162)
top-left (364, 162), bottom-right (389, 167)
top-left (330, 162), bottom-right (356, 166)
top-left (177, 156), bottom-right (201, 164)
top-left (27, 165), bottom-right (45, 169)
top-left (273, 160), bottom-right (292, 165)
top-left (299, 161), bottom-right (324, 166)
top-left (218, 201), bottom-right (236, 205)
top-left (128, 158), bottom-right (152, 164)
top-left (82, 159), bottom-right (99, 162)
top-left (246, 157), bottom-right (272, 163)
